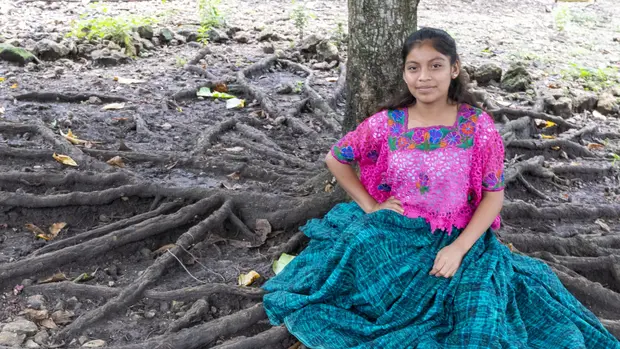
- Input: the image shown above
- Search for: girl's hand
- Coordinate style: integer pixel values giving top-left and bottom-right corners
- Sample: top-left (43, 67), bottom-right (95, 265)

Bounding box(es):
top-left (366, 196), bottom-right (404, 215)
top-left (430, 243), bottom-right (468, 278)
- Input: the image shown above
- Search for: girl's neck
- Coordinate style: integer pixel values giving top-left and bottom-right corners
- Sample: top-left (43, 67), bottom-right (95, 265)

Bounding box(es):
top-left (410, 100), bottom-right (458, 123)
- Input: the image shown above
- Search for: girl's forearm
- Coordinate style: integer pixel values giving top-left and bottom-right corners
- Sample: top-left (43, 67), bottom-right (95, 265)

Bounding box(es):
top-left (325, 152), bottom-right (377, 213)
top-left (452, 190), bottom-right (504, 252)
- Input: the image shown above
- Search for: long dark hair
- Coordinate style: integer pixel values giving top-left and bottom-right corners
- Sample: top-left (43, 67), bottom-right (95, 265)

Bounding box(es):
top-left (377, 27), bottom-right (478, 112)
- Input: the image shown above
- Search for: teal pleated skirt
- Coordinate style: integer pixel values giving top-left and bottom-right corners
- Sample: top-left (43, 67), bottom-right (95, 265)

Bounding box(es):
top-left (262, 202), bottom-right (620, 348)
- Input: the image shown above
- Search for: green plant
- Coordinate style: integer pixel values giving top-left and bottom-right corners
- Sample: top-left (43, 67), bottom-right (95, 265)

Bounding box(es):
top-left (612, 153), bottom-right (620, 167)
top-left (561, 63), bottom-right (620, 91)
top-left (330, 21), bottom-right (347, 49)
top-left (293, 80), bottom-right (304, 93)
top-left (68, 3), bottom-right (157, 57)
top-left (291, 0), bottom-right (312, 40)
top-left (554, 5), bottom-right (571, 31)
top-left (197, 0), bottom-right (225, 44)
top-left (175, 56), bottom-right (187, 67)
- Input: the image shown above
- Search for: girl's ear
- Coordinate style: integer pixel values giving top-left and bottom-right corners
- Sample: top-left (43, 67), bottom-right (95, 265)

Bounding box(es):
top-left (451, 61), bottom-right (461, 79)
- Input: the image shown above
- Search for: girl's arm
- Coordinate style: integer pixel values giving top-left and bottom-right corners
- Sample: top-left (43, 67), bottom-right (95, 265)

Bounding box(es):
top-left (325, 152), bottom-right (403, 214)
top-left (452, 190), bottom-right (504, 252)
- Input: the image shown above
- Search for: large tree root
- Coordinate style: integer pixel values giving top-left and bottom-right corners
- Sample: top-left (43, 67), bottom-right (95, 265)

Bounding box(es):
top-left (507, 139), bottom-right (595, 158)
top-left (57, 199), bottom-right (232, 340)
top-left (103, 303), bottom-right (267, 349)
top-left (25, 281), bottom-right (265, 302)
top-left (12, 92), bottom-right (129, 103)
top-left (0, 171), bottom-right (131, 188)
top-left (210, 326), bottom-right (291, 349)
top-left (489, 107), bottom-right (576, 130)
top-left (531, 252), bottom-right (620, 291)
top-left (502, 201), bottom-right (620, 221)
top-left (0, 196), bottom-right (224, 283)
top-left (503, 233), bottom-right (618, 257)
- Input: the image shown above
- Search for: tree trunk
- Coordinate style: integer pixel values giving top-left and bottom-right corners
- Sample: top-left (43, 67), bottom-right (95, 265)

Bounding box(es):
top-left (345, 0), bottom-right (420, 130)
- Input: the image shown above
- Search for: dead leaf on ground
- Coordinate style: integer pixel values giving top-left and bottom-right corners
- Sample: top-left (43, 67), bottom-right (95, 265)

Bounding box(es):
top-left (106, 156), bottom-right (126, 168)
top-left (227, 172), bottom-right (241, 180)
top-left (153, 243), bottom-right (176, 255)
top-left (325, 77), bottom-right (338, 82)
top-left (587, 143), bottom-right (605, 150)
top-left (101, 103), bottom-right (126, 111)
top-left (53, 153), bottom-right (78, 167)
top-left (541, 134), bottom-right (556, 139)
top-left (25, 223), bottom-right (46, 236)
top-left (214, 83), bottom-right (228, 92)
top-left (225, 146), bottom-right (244, 153)
top-left (324, 183), bottom-right (334, 192)
top-left (595, 219), bottom-right (611, 233)
top-left (24, 309), bottom-right (50, 321)
top-left (114, 76), bottom-right (145, 84)
top-left (238, 270), bottom-right (260, 286)
top-left (0, 105), bottom-right (5, 115)
top-left (10, 83), bottom-right (17, 89)
top-left (551, 146), bottom-right (561, 151)
top-left (39, 272), bottom-right (68, 284)
top-left (72, 272), bottom-right (95, 283)
top-left (36, 222), bottom-right (68, 241)
top-left (40, 318), bottom-right (58, 329)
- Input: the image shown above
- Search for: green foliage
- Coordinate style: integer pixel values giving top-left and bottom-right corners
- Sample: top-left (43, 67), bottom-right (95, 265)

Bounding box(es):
top-left (291, 0), bottom-right (314, 40)
top-left (197, 0), bottom-right (225, 45)
top-left (330, 21), bottom-right (347, 49)
top-left (175, 56), bottom-right (187, 67)
top-left (561, 63), bottom-right (620, 91)
top-left (554, 5), bottom-right (571, 31)
top-left (612, 153), bottom-right (620, 167)
top-left (293, 80), bottom-right (304, 93)
top-left (68, 2), bottom-right (157, 57)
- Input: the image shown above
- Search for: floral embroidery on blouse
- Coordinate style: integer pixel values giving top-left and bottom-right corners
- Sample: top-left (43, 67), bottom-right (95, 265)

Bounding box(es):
top-left (387, 105), bottom-right (481, 151)
top-left (333, 143), bottom-right (355, 163)
top-left (483, 170), bottom-right (505, 190)
top-left (416, 173), bottom-right (430, 194)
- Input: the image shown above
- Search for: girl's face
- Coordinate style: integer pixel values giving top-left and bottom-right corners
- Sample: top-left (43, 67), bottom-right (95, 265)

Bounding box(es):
top-left (402, 42), bottom-right (460, 105)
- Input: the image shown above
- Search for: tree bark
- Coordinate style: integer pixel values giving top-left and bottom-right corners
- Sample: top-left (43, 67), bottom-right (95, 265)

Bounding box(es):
top-left (345, 0), bottom-right (420, 130)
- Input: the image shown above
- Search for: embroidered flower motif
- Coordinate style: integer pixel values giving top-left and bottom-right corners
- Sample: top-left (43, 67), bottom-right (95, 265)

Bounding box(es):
top-left (377, 183), bottom-right (391, 192)
top-left (390, 109), bottom-right (405, 124)
top-left (484, 173), bottom-right (498, 188)
top-left (338, 145), bottom-right (355, 162)
top-left (460, 120), bottom-right (475, 136)
top-left (483, 170), bottom-right (505, 189)
top-left (412, 129), bottom-right (427, 144)
top-left (397, 137), bottom-right (409, 148)
top-left (367, 150), bottom-right (378, 162)
top-left (445, 132), bottom-right (461, 145)
top-left (428, 128), bottom-right (442, 144)
top-left (390, 124), bottom-right (403, 135)
top-left (416, 173), bottom-right (430, 194)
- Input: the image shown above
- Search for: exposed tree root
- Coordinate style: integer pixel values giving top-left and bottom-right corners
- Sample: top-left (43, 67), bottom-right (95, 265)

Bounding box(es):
top-left (503, 233), bottom-right (616, 257)
top-left (326, 63), bottom-right (346, 109)
top-left (189, 47), bottom-right (213, 66)
top-left (0, 171), bottom-right (131, 188)
top-left (601, 319), bottom-right (620, 339)
top-left (185, 64), bottom-right (218, 80)
top-left (210, 326), bottom-right (291, 349)
top-left (32, 201), bottom-right (182, 256)
top-left (57, 199), bottom-right (232, 340)
top-left (489, 107), bottom-right (576, 130)
top-left (0, 196), bottom-right (224, 284)
top-left (25, 281), bottom-right (265, 302)
top-left (105, 303), bottom-right (267, 349)
top-left (531, 252), bottom-right (620, 291)
top-left (502, 201), bottom-right (620, 221)
top-left (517, 174), bottom-right (552, 201)
top-left (504, 156), bottom-right (554, 185)
top-left (167, 299), bottom-right (209, 333)
top-left (13, 92), bottom-right (129, 103)
top-left (508, 139), bottom-right (595, 158)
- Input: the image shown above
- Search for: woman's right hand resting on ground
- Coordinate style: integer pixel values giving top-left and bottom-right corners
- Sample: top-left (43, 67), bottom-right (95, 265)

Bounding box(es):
top-left (366, 196), bottom-right (404, 215)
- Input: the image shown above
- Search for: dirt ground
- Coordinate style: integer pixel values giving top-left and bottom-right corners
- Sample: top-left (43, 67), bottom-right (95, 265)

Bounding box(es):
top-left (0, 0), bottom-right (620, 347)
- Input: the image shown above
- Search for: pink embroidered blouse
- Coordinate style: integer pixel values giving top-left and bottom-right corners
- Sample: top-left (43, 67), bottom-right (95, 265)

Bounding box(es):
top-left (330, 104), bottom-right (505, 233)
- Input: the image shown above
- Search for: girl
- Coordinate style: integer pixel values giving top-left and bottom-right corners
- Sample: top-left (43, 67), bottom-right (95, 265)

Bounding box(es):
top-left (262, 27), bottom-right (620, 348)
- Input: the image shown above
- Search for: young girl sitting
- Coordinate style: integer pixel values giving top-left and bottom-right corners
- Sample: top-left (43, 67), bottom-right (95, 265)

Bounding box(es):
top-left (262, 27), bottom-right (620, 348)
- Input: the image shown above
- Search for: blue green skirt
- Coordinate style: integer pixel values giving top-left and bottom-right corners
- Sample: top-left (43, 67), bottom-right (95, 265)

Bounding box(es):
top-left (262, 202), bottom-right (620, 348)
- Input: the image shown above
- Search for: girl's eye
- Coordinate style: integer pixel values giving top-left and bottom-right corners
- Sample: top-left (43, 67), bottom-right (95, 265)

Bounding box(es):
top-left (432, 64), bottom-right (442, 68)
top-left (408, 67), bottom-right (417, 71)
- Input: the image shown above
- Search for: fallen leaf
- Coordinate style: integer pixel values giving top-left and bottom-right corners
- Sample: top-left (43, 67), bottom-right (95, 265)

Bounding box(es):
top-left (114, 76), bottom-right (145, 84)
top-left (59, 129), bottom-right (99, 145)
top-left (238, 270), bottom-right (260, 286)
top-left (40, 318), bottom-right (58, 329)
top-left (39, 272), bottom-right (68, 284)
top-left (106, 156), bottom-right (125, 168)
top-left (542, 121), bottom-right (557, 129)
top-left (0, 77), bottom-right (5, 82)
top-left (212, 91), bottom-right (236, 99)
top-left (226, 98), bottom-right (245, 109)
top-left (51, 310), bottom-right (74, 325)
top-left (176, 106), bottom-right (183, 112)
top-left (24, 309), bottom-right (50, 321)
top-left (551, 146), bottom-right (561, 151)
top-left (101, 103), bottom-right (125, 110)
top-left (10, 83), bottom-right (17, 89)
top-left (541, 134), bottom-right (556, 139)
top-left (227, 172), bottom-right (241, 180)
top-left (255, 219), bottom-right (272, 239)
top-left (325, 77), bottom-right (338, 82)
top-left (196, 87), bottom-right (212, 97)
top-left (324, 183), bottom-right (334, 192)
top-left (587, 143), bottom-right (604, 150)
top-left (288, 342), bottom-right (303, 349)
top-left (507, 243), bottom-right (516, 253)
top-left (153, 243), bottom-right (176, 255)
top-left (0, 105), bottom-right (5, 115)
top-left (53, 153), bottom-right (78, 167)
top-left (225, 146), bottom-right (244, 153)
top-left (25, 223), bottom-right (46, 236)
top-left (214, 83), bottom-right (228, 92)
top-left (72, 272), bottom-right (94, 283)
top-left (595, 219), bottom-right (611, 233)
top-left (48, 222), bottom-right (67, 238)
top-left (272, 253), bottom-right (296, 275)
